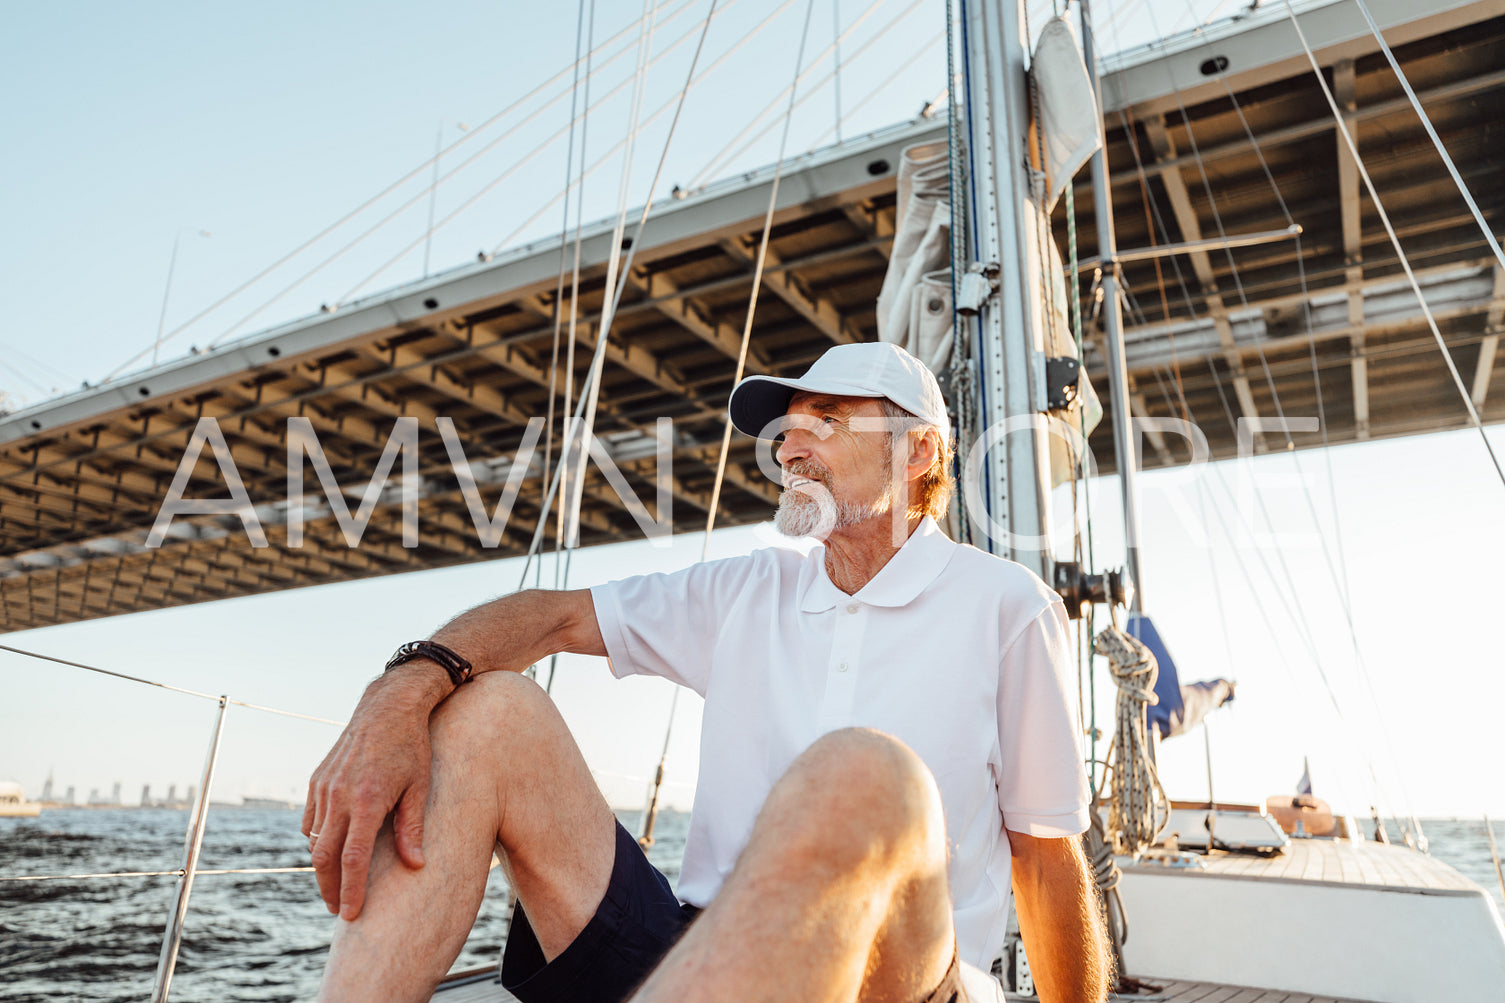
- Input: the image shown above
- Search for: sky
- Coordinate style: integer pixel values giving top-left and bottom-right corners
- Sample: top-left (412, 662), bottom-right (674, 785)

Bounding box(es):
top-left (2, 0), bottom-right (1504, 821)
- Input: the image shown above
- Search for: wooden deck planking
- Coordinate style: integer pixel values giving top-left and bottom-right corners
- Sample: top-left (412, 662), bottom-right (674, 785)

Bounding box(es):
top-left (1107, 981), bottom-right (1368, 1003)
top-left (1158, 838), bottom-right (1481, 894)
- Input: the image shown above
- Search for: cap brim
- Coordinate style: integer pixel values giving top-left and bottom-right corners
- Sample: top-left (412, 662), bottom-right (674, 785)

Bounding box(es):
top-left (728, 375), bottom-right (807, 439)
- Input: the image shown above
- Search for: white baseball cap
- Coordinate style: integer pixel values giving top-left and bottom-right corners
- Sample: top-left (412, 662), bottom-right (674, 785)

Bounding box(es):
top-left (729, 342), bottom-right (952, 444)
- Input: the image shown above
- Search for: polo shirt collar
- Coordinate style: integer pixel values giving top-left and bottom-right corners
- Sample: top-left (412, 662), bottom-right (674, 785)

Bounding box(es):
top-left (799, 516), bottom-right (956, 613)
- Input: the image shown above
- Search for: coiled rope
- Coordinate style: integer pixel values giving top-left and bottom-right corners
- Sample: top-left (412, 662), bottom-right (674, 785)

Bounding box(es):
top-left (1095, 623), bottom-right (1168, 855)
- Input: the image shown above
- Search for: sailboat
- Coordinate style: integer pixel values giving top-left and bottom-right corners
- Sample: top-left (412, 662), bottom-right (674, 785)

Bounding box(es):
top-left (3, 0), bottom-right (1504, 1000)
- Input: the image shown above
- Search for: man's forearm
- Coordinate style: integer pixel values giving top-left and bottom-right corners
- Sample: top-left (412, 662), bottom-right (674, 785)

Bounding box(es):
top-left (1008, 831), bottom-right (1111, 1003)
top-left (390, 587), bottom-right (602, 699)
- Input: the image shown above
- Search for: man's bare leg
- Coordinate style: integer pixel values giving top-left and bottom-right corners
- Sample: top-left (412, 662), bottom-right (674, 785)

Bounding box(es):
top-left (632, 728), bottom-right (956, 1003)
top-left (318, 672), bottom-right (617, 1002)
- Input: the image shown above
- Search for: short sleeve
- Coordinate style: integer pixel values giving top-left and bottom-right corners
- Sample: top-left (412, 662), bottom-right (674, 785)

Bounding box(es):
top-left (995, 599), bottom-right (1090, 837)
top-left (589, 553), bottom-right (757, 697)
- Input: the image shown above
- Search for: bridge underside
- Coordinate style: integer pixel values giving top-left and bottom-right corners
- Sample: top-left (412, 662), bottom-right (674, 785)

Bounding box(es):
top-left (2, 0), bottom-right (1501, 631)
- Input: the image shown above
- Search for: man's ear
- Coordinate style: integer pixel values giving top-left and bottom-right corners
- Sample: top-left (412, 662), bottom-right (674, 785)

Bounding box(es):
top-left (906, 428), bottom-right (938, 479)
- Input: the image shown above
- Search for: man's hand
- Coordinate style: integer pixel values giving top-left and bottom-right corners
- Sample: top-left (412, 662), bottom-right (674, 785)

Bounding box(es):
top-left (302, 666), bottom-right (450, 921)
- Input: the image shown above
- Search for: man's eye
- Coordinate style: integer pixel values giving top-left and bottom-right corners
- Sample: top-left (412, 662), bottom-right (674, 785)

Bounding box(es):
top-left (822, 415), bottom-right (837, 424)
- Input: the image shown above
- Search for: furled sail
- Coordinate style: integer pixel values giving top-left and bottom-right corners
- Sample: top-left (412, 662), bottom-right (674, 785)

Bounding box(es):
top-left (1032, 15), bottom-right (1100, 213)
top-left (1127, 613), bottom-right (1236, 740)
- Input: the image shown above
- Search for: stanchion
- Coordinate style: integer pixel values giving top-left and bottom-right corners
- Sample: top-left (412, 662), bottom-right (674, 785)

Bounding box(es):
top-left (151, 696), bottom-right (229, 1003)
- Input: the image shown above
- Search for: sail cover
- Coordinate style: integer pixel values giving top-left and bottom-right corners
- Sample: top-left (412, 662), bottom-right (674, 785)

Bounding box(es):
top-left (875, 141), bottom-right (953, 372)
top-left (1127, 612), bottom-right (1236, 740)
top-left (1032, 15), bottom-right (1102, 213)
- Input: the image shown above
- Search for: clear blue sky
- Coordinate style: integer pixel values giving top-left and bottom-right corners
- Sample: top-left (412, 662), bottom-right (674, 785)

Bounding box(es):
top-left (3, 0), bottom-right (1503, 820)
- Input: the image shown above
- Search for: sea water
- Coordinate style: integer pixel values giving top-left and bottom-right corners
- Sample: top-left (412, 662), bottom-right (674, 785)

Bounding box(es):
top-left (0, 806), bottom-right (687, 1003)
top-left (1, 809), bottom-right (1501, 1002)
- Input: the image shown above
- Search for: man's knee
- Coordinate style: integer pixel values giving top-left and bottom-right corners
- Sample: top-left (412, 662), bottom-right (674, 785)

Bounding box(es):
top-left (429, 670), bottom-right (560, 748)
top-left (774, 728), bottom-right (947, 863)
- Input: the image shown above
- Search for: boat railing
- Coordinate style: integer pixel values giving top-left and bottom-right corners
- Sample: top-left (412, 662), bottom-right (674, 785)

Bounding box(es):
top-left (0, 641), bottom-right (345, 1003)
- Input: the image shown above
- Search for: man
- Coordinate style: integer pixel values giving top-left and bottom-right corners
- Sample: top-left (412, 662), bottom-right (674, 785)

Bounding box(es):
top-left (306, 341), bottom-right (1110, 1002)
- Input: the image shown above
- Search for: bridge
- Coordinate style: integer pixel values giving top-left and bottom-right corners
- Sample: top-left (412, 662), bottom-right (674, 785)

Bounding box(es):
top-left (2, 0), bottom-right (1500, 631)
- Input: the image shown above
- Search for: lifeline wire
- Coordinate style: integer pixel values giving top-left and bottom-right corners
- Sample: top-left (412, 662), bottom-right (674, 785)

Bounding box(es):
top-left (0, 643), bottom-right (345, 726)
top-left (0, 867), bottom-right (315, 883)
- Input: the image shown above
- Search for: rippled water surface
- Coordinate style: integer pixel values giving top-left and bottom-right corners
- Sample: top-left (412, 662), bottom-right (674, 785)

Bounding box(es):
top-left (0, 806), bottom-right (687, 1003)
top-left (3, 809), bottom-right (1502, 1001)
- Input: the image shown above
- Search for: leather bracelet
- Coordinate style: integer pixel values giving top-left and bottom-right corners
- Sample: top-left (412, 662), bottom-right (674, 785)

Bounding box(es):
top-left (384, 640), bottom-right (473, 688)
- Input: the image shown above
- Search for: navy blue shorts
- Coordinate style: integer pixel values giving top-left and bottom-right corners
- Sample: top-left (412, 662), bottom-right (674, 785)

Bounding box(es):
top-left (499, 818), bottom-right (967, 1003)
top-left (501, 820), bottom-right (697, 1003)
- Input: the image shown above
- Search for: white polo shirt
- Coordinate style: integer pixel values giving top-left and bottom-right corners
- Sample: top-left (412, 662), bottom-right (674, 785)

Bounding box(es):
top-left (589, 517), bottom-right (1089, 969)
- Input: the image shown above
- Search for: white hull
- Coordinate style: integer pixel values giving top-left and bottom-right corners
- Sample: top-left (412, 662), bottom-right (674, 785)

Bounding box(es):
top-left (1116, 839), bottom-right (1505, 1002)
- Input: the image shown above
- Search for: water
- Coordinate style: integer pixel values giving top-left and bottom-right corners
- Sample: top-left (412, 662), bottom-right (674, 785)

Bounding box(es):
top-left (0, 806), bottom-right (687, 1003)
top-left (2, 809), bottom-right (1501, 1002)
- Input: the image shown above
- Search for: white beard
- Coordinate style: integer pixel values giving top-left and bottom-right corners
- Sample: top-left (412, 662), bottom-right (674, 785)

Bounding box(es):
top-left (773, 479), bottom-right (892, 539)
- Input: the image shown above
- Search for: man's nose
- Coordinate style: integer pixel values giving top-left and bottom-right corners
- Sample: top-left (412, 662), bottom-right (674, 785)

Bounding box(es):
top-left (775, 428), bottom-right (810, 466)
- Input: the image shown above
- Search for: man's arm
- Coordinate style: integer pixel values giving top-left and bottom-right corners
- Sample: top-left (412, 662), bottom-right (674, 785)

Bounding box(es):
top-left (303, 588), bottom-right (603, 920)
top-left (1007, 829), bottom-right (1111, 1003)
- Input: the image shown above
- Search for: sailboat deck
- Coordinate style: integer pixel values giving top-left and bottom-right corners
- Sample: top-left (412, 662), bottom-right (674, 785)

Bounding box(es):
top-left (1124, 837), bottom-right (1480, 894)
top-left (428, 971), bottom-right (1373, 1002)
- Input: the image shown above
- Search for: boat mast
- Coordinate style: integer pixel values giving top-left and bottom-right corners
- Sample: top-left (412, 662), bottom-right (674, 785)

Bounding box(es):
top-left (956, 0), bottom-right (1053, 579)
top-left (1079, 0), bottom-right (1145, 612)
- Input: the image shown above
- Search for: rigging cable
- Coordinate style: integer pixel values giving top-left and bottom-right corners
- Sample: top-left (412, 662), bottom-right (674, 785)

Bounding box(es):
top-left (944, 0), bottom-right (974, 548)
top-left (691, 0), bottom-right (934, 190)
top-left (1278, 0), bottom-right (1505, 489)
top-left (207, 0), bottom-right (712, 346)
top-left (512, 0), bottom-right (722, 591)
top-left (1101, 25), bottom-right (1404, 818)
top-left (640, 0), bottom-right (819, 850)
top-left (797, 29), bottom-right (945, 153)
top-left (112, 0), bottom-right (696, 373)
top-left (686, 0), bottom-right (897, 190)
top-left (333, 0), bottom-right (729, 311)
top-left (1350, 0), bottom-right (1505, 275)
top-left (566, 0), bottom-right (660, 550)
top-left (539, 0), bottom-right (595, 693)
top-left (1170, 0), bottom-right (1428, 838)
top-left (486, 0), bottom-right (800, 257)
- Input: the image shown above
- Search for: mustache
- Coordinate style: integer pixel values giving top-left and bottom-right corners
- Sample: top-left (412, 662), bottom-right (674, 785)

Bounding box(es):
top-left (780, 461), bottom-right (831, 487)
